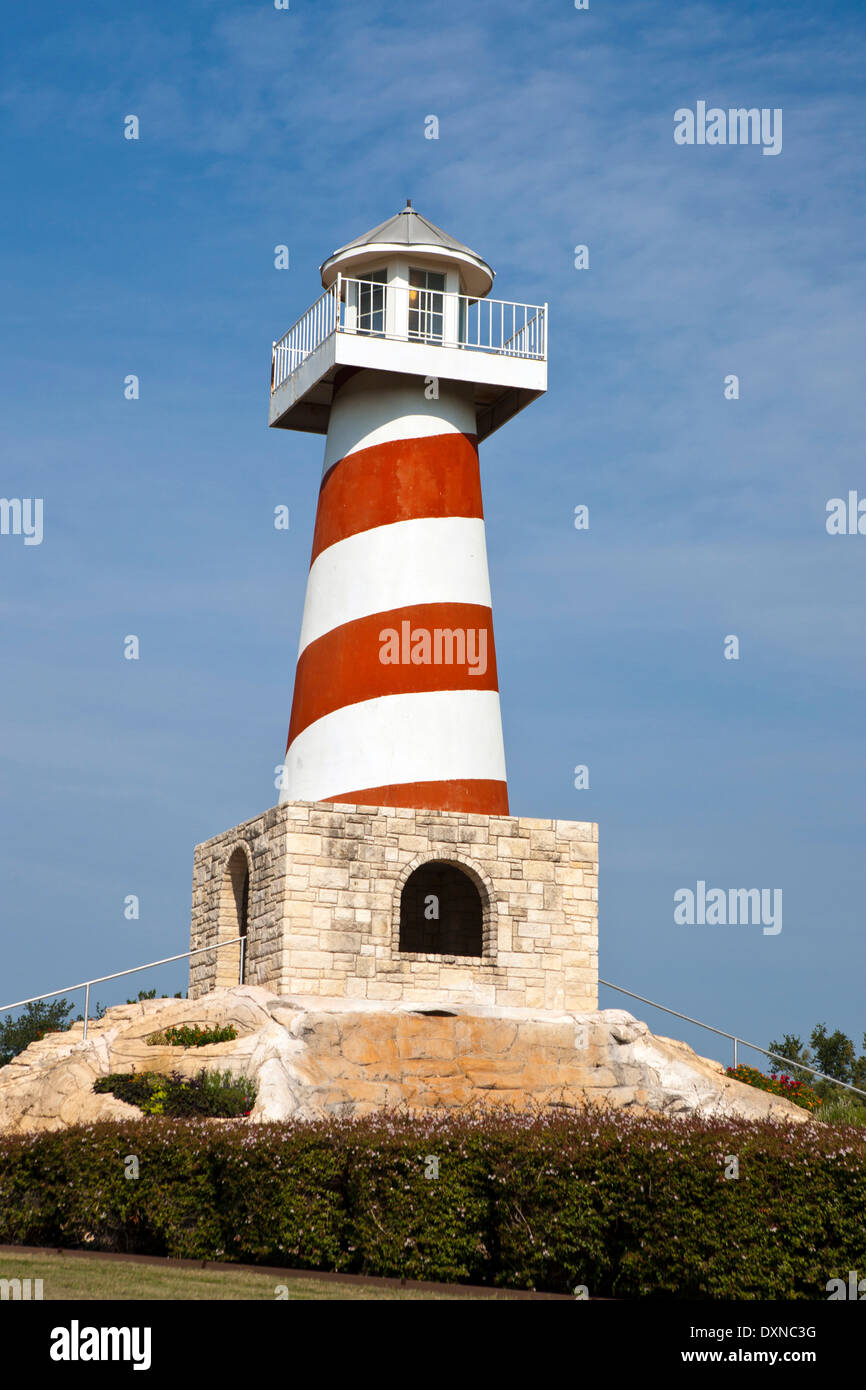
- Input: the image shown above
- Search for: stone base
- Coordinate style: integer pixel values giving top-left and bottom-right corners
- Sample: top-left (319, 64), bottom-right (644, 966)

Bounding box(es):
top-left (0, 988), bottom-right (809, 1134)
top-left (189, 800), bottom-right (599, 1014)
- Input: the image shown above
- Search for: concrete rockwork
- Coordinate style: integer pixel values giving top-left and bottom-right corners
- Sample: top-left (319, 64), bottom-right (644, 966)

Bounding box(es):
top-left (0, 987), bottom-right (809, 1135)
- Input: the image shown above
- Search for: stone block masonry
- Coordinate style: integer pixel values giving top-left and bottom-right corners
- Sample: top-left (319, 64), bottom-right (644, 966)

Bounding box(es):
top-left (189, 801), bottom-right (598, 1013)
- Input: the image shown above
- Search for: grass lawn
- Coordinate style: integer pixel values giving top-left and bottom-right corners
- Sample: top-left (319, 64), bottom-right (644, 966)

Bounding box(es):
top-left (0, 1250), bottom-right (531, 1301)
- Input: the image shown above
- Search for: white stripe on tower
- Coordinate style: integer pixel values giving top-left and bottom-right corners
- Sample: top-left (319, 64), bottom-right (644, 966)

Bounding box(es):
top-left (321, 376), bottom-right (473, 470)
top-left (284, 691), bottom-right (507, 804)
top-left (297, 517), bottom-right (492, 654)
top-left (279, 368), bottom-right (509, 815)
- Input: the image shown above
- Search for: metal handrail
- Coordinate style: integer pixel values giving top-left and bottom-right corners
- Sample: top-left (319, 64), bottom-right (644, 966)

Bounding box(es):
top-left (0, 936), bottom-right (247, 1042)
top-left (271, 276), bottom-right (342, 390)
top-left (337, 278), bottom-right (547, 358)
top-left (599, 978), bottom-right (866, 1101)
top-left (270, 277), bottom-right (547, 394)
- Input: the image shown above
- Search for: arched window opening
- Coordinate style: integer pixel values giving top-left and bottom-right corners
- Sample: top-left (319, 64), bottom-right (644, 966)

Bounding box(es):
top-left (399, 861), bottom-right (484, 957)
top-left (238, 865), bottom-right (249, 983)
top-left (216, 847), bottom-right (251, 987)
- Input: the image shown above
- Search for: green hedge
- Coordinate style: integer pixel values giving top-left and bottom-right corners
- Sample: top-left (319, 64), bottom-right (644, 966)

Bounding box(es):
top-left (1, 1108), bottom-right (864, 1297)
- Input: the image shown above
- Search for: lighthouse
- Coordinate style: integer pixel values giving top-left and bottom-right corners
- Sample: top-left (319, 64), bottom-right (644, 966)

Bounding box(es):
top-left (270, 204), bottom-right (548, 816)
top-left (190, 206), bottom-right (596, 1014)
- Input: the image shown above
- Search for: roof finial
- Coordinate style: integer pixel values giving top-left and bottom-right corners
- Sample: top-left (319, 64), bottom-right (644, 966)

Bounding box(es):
top-left (405, 198), bottom-right (412, 209)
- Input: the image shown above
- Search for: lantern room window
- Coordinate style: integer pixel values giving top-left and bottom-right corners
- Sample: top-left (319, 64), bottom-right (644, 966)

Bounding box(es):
top-left (408, 267), bottom-right (445, 343)
top-left (357, 269), bottom-right (388, 336)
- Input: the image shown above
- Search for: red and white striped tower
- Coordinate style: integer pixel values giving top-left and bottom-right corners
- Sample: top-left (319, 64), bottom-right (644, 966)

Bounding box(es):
top-left (269, 204), bottom-right (547, 816)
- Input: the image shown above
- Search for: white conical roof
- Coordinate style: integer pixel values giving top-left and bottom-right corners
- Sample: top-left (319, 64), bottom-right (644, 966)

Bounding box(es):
top-left (320, 202), bottom-right (494, 298)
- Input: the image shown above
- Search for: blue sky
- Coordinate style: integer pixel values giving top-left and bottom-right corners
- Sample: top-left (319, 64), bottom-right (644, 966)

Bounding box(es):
top-left (2, 0), bottom-right (865, 1071)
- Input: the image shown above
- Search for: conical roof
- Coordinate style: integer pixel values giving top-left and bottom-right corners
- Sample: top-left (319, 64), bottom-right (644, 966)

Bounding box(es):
top-left (320, 202), bottom-right (494, 298)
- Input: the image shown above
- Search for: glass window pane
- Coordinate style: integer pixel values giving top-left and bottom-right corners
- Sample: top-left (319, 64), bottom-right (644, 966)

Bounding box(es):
top-left (357, 269), bottom-right (387, 335)
top-left (408, 268), bottom-right (445, 343)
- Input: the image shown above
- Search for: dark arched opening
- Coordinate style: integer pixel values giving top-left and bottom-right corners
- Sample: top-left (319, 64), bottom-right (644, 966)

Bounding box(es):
top-left (217, 846), bottom-right (251, 987)
top-left (238, 865), bottom-right (249, 983)
top-left (399, 861), bottom-right (484, 957)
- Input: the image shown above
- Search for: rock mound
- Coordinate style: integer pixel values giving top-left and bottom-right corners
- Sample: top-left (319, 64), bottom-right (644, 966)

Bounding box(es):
top-left (0, 987), bottom-right (809, 1134)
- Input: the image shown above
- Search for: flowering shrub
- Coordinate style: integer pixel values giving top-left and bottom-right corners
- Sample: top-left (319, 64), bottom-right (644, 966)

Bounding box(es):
top-left (145, 1023), bottom-right (237, 1047)
top-left (93, 1069), bottom-right (255, 1118)
top-left (1, 1107), bottom-right (864, 1296)
top-left (726, 1064), bottom-right (821, 1111)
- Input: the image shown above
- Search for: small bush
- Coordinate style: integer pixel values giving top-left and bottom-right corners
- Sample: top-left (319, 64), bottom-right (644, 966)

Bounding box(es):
top-left (816, 1095), bottom-right (866, 1127)
top-left (93, 1069), bottom-right (255, 1118)
top-left (726, 1064), bottom-right (821, 1111)
top-left (146, 1023), bottom-right (237, 1047)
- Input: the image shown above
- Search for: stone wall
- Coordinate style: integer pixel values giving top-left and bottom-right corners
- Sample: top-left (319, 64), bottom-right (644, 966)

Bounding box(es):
top-left (189, 800), bottom-right (598, 1012)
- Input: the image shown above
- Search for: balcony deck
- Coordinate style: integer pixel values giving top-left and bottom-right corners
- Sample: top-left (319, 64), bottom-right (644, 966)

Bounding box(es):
top-left (269, 276), bottom-right (547, 442)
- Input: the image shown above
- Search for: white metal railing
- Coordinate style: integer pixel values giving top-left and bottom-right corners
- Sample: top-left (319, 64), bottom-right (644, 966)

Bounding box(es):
top-left (599, 979), bottom-right (866, 1100)
top-left (271, 278), bottom-right (342, 393)
top-left (270, 274), bottom-right (547, 394)
top-left (0, 936), bottom-right (248, 1042)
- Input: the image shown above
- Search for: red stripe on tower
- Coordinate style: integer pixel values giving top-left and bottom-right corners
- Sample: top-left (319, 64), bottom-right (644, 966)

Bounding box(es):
top-left (311, 431), bottom-right (483, 561)
top-left (287, 602), bottom-right (498, 745)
